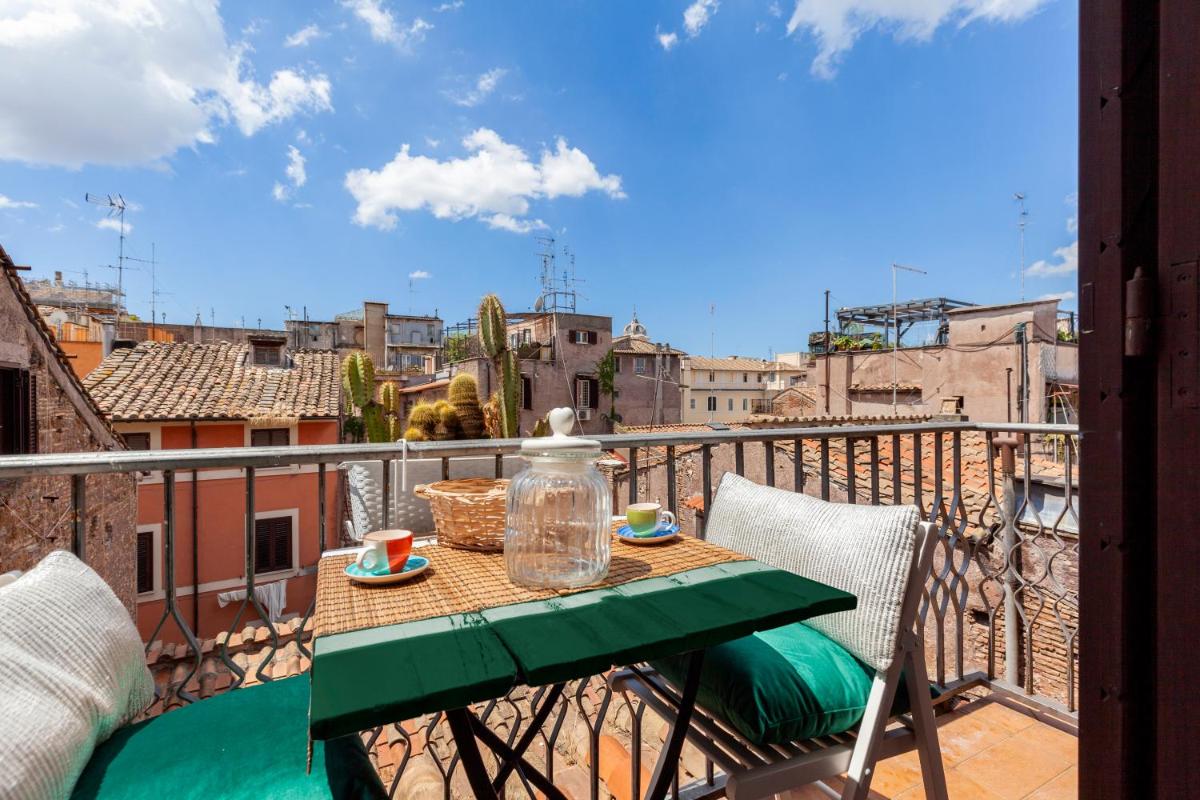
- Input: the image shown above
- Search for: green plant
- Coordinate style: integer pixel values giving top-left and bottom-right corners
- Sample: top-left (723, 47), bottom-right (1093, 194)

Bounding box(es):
top-left (448, 374), bottom-right (486, 439)
top-left (340, 351), bottom-right (400, 443)
top-left (444, 333), bottom-right (473, 363)
top-left (432, 400), bottom-right (461, 440)
top-left (407, 403), bottom-right (439, 440)
top-left (596, 348), bottom-right (618, 424)
top-left (477, 294), bottom-right (520, 438)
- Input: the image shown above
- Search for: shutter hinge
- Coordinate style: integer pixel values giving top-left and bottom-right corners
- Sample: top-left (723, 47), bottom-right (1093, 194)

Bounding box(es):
top-left (1124, 266), bottom-right (1153, 357)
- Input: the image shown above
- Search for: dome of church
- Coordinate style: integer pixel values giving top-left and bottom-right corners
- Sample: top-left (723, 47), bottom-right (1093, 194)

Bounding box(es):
top-left (622, 312), bottom-right (648, 339)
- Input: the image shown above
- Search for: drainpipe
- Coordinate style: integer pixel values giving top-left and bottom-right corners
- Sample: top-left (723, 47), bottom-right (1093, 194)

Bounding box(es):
top-left (191, 421), bottom-right (199, 636)
top-left (993, 435), bottom-right (1022, 688)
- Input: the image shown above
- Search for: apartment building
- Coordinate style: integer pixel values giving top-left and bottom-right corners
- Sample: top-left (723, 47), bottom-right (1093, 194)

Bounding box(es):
top-left (83, 340), bottom-right (341, 640)
top-left (610, 312), bottom-right (685, 427)
top-left (680, 355), bottom-right (806, 423)
top-left (452, 311), bottom-right (613, 436)
top-left (286, 301), bottom-right (442, 377)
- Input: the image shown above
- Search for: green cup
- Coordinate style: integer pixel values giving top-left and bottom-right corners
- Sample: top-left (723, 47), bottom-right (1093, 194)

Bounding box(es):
top-left (626, 503), bottom-right (676, 536)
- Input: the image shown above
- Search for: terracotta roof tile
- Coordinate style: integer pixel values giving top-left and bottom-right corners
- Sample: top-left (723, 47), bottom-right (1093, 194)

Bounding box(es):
top-left (83, 341), bottom-right (340, 421)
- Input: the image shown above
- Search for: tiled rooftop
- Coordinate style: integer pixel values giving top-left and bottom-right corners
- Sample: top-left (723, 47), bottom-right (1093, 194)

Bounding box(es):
top-left (83, 341), bottom-right (341, 421)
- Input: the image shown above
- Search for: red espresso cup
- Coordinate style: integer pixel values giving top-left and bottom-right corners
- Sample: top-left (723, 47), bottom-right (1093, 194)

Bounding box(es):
top-left (356, 530), bottom-right (413, 575)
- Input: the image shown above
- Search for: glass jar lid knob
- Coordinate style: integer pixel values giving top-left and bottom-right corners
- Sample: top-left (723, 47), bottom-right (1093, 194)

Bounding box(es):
top-left (520, 407), bottom-right (601, 453)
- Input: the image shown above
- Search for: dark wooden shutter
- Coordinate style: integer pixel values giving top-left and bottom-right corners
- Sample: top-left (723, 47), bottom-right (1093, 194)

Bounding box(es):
top-left (254, 516), bottom-right (293, 572)
top-left (587, 331), bottom-right (598, 345)
top-left (567, 329), bottom-right (578, 343)
top-left (588, 378), bottom-right (600, 409)
top-left (18, 371), bottom-right (36, 455)
top-left (136, 531), bottom-right (153, 594)
top-left (521, 376), bottom-right (532, 410)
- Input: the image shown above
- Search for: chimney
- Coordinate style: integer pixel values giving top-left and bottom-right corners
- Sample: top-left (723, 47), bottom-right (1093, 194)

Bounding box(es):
top-left (101, 320), bottom-right (116, 356)
top-left (193, 312), bottom-right (202, 343)
top-left (54, 271), bottom-right (63, 286)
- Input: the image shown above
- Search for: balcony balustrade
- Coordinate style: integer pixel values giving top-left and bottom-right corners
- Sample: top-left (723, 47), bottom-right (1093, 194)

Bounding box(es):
top-left (0, 419), bottom-right (1079, 798)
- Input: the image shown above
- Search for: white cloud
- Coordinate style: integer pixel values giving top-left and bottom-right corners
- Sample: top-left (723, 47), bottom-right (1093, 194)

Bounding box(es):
top-left (768, 1), bottom-right (783, 17)
top-left (425, 136), bottom-right (441, 148)
top-left (1026, 240), bottom-right (1078, 277)
top-left (657, 28), bottom-right (679, 50)
top-left (0, 0), bottom-right (333, 167)
top-left (684, 0), bottom-right (720, 36)
top-left (284, 23), bottom-right (324, 47)
top-left (96, 217), bottom-right (130, 234)
top-left (341, 0), bottom-right (431, 48)
top-left (0, 194), bottom-right (37, 209)
top-left (273, 145), bottom-right (307, 202)
top-left (434, 1), bottom-right (464, 11)
top-left (446, 68), bottom-right (507, 107)
top-left (408, 270), bottom-right (431, 279)
top-left (786, 0), bottom-right (1049, 78)
top-left (344, 128), bottom-right (624, 233)
top-left (1039, 290), bottom-right (1075, 302)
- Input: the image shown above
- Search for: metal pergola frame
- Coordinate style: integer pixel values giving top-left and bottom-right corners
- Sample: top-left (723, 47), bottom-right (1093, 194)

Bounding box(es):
top-left (836, 297), bottom-right (975, 345)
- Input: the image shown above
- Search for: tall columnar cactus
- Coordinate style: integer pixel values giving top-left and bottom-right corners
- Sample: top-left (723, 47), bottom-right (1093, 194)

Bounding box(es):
top-left (340, 351), bottom-right (399, 443)
top-left (341, 351), bottom-right (374, 410)
top-left (379, 381), bottom-right (400, 416)
top-left (448, 374), bottom-right (486, 439)
top-left (476, 294), bottom-right (520, 438)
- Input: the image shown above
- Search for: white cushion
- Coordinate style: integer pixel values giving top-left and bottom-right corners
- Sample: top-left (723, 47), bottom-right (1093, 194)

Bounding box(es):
top-left (705, 473), bottom-right (920, 672)
top-left (0, 550), bottom-right (155, 800)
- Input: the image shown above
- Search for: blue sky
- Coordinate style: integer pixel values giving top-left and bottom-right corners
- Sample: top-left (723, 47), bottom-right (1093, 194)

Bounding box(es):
top-left (0, 0), bottom-right (1078, 358)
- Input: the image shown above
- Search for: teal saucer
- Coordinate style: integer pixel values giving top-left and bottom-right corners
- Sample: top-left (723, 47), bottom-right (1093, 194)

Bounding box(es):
top-left (344, 554), bottom-right (429, 585)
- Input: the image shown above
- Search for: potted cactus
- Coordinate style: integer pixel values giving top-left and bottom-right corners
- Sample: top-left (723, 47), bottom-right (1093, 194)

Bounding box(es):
top-left (478, 294), bottom-right (521, 439)
top-left (341, 351), bottom-right (402, 443)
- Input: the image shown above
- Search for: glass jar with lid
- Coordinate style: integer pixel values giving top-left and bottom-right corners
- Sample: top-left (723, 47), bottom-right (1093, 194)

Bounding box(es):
top-left (505, 407), bottom-right (612, 588)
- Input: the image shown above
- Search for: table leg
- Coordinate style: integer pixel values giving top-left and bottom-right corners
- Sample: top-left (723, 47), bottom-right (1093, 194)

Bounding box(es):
top-left (445, 707), bottom-right (501, 800)
top-left (491, 683), bottom-right (566, 789)
top-left (645, 649), bottom-right (706, 800)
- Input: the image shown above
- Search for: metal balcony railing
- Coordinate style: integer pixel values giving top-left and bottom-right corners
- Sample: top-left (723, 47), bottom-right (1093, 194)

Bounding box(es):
top-left (0, 420), bottom-right (1079, 797)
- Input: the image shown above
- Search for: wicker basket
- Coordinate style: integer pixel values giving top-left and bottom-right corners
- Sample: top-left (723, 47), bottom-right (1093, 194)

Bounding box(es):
top-left (413, 478), bottom-right (510, 551)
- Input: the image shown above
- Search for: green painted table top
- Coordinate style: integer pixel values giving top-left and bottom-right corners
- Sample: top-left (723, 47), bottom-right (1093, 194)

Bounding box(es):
top-left (309, 542), bottom-right (855, 741)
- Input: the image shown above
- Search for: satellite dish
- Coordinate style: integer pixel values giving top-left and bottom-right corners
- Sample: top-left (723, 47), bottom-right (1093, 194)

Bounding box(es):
top-left (534, 296), bottom-right (544, 312)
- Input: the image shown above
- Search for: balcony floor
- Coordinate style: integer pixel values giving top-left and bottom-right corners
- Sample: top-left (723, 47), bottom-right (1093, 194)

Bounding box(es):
top-left (784, 693), bottom-right (1078, 800)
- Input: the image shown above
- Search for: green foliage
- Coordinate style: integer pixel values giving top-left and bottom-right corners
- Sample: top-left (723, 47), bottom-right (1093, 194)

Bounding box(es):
top-left (449, 374), bottom-right (486, 439)
top-left (497, 350), bottom-right (520, 439)
top-left (362, 404), bottom-right (387, 444)
top-left (445, 333), bottom-right (473, 363)
top-left (596, 348), bottom-right (617, 424)
top-left (340, 351), bottom-right (398, 442)
top-left (343, 416), bottom-right (364, 443)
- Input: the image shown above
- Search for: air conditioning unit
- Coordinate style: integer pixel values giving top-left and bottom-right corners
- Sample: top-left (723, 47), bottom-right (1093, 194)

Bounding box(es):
top-left (577, 408), bottom-right (593, 421)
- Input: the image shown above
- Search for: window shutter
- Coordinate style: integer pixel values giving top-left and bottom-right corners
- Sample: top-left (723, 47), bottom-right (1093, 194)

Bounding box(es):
top-left (588, 378), bottom-right (600, 409)
top-left (272, 519), bottom-right (292, 571)
top-left (521, 376), bottom-right (532, 410)
top-left (136, 531), bottom-right (153, 594)
top-left (254, 522), bottom-right (271, 572)
top-left (24, 372), bottom-right (37, 455)
top-left (568, 329), bottom-right (578, 342)
top-left (588, 331), bottom-right (598, 345)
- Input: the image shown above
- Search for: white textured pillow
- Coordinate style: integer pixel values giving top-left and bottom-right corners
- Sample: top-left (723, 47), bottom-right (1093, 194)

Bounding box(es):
top-left (0, 550), bottom-right (155, 800)
top-left (705, 473), bottom-right (920, 671)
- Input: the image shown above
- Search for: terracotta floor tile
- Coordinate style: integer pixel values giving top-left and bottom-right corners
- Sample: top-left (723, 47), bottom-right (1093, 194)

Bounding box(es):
top-left (1026, 766), bottom-right (1078, 800)
top-left (1017, 723), bottom-right (1078, 766)
top-left (958, 699), bottom-right (1040, 737)
top-left (933, 710), bottom-right (1020, 767)
top-left (867, 749), bottom-right (924, 796)
top-left (890, 767), bottom-right (1008, 800)
top-left (955, 734), bottom-right (1074, 800)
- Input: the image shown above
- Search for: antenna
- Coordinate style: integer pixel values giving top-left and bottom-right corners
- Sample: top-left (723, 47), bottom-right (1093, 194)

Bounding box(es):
top-left (85, 193), bottom-right (128, 317)
top-left (532, 237), bottom-right (581, 313)
top-left (126, 243), bottom-right (170, 337)
top-left (891, 262), bottom-right (927, 412)
top-left (1014, 193), bottom-right (1028, 302)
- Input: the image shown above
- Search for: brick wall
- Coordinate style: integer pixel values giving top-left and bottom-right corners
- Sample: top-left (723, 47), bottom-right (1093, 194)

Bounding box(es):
top-left (0, 270), bottom-right (137, 614)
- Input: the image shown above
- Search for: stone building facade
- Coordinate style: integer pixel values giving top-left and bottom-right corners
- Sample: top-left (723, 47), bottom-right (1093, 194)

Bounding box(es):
top-left (0, 245), bottom-right (137, 613)
top-left (610, 312), bottom-right (684, 428)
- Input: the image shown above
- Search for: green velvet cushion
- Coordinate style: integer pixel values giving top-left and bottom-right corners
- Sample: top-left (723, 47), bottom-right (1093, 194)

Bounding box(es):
top-left (71, 676), bottom-right (386, 800)
top-left (653, 622), bottom-right (914, 746)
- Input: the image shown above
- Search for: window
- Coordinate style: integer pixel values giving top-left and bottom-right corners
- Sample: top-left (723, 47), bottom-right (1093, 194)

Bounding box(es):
top-left (690, 398), bottom-right (696, 410)
top-left (570, 330), bottom-right (598, 345)
top-left (634, 357), bottom-right (648, 375)
top-left (706, 396), bottom-right (717, 412)
top-left (123, 432), bottom-right (151, 451)
top-left (614, 356), bottom-right (621, 373)
top-left (575, 377), bottom-right (599, 409)
top-left (254, 516), bottom-right (293, 573)
top-left (252, 344), bottom-right (282, 366)
top-left (757, 374), bottom-right (763, 383)
top-left (728, 398), bottom-right (734, 411)
top-left (251, 428), bottom-right (290, 447)
top-left (708, 371), bottom-right (715, 382)
top-left (521, 375), bottom-right (533, 410)
top-left (743, 398), bottom-right (748, 411)
top-left (0, 367), bottom-right (36, 455)
top-left (136, 530), bottom-right (154, 594)
top-left (743, 372), bottom-right (748, 383)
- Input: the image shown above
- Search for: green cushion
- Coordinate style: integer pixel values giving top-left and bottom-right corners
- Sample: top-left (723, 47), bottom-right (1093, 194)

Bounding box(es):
top-left (71, 676), bottom-right (386, 800)
top-left (652, 622), bottom-right (915, 746)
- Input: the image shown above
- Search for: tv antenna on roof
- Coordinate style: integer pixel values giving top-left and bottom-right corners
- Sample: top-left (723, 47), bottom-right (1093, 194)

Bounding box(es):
top-left (1014, 192), bottom-right (1029, 302)
top-left (85, 193), bottom-right (129, 317)
top-left (126, 243), bottom-right (169, 337)
top-left (533, 236), bottom-right (580, 313)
